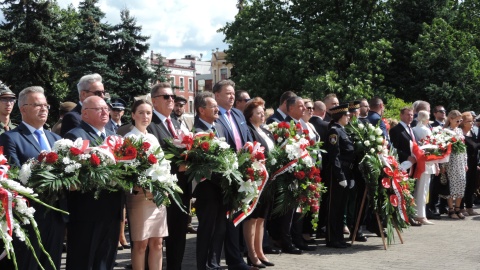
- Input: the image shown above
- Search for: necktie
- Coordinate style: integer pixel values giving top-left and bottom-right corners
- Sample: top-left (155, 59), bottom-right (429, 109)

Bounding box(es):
top-left (4, 124), bottom-right (9, 131)
top-left (211, 126), bottom-right (217, 137)
top-left (165, 118), bottom-right (178, 139)
top-left (408, 126), bottom-right (415, 141)
top-left (100, 132), bottom-right (106, 140)
top-left (226, 110), bottom-right (242, 151)
top-left (34, 130), bottom-right (49, 151)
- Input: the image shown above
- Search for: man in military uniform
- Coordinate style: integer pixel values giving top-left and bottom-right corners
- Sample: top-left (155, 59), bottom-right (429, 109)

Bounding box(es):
top-left (0, 83), bottom-right (17, 133)
top-left (324, 103), bottom-right (355, 248)
top-left (107, 97), bottom-right (127, 133)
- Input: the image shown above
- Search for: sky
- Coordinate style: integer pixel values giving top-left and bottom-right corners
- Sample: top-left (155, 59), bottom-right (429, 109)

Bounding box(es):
top-left (56, 0), bottom-right (239, 61)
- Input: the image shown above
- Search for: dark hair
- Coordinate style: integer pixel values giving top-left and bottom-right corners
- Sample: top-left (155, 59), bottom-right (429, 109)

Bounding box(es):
top-left (369, 97), bottom-right (383, 110)
top-left (212, 79), bottom-right (235, 93)
top-left (280, 91), bottom-right (296, 105)
top-left (150, 82), bottom-right (172, 96)
top-left (243, 97), bottom-right (265, 121)
top-left (286, 96), bottom-right (303, 112)
top-left (400, 106), bottom-right (413, 115)
top-left (131, 99), bottom-right (153, 113)
top-left (194, 91), bottom-right (215, 115)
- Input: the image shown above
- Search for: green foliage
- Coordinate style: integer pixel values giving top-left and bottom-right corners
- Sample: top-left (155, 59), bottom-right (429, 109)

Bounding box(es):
top-left (383, 97), bottom-right (412, 120)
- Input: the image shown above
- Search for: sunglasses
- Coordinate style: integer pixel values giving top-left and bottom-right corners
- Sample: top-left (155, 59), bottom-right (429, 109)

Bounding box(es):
top-left (153, 94), bottom-right (176, 100)
top-left (456, 119), bottom-right (463, 123)
top-left (306, 107), bottom-right (314, 110)
top-left (84, 90), bottom-right (106, 97)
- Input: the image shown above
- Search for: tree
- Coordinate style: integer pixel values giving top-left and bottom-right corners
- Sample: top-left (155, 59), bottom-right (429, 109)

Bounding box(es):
top-left (0, 0), bottom-right (75, 124)
top-left (150, 53), bottom-right (170, 84)
top-left (66, 0), bottom-right (119, 101)
top-left (109, 9), bottom-right (152, 101)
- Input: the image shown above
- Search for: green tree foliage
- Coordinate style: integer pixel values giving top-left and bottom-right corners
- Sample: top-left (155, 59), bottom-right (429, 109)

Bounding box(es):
top-left (109, 9), bottom-right (152, 101)
top-left (66, 0), bottom-right (119, 100)
top-left (0, 0), bottom-right (73, 123)
top-left (150, 54), bottom-right (170, 84)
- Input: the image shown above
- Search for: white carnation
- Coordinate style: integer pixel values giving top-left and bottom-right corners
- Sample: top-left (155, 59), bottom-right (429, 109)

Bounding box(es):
top-left (377, 145), bottom-right (383, 152)
top-left (375, 128), bottom-right (383, 136)
top-left (369, 135), bottom-right (376, 141)
top-left (18, 163), bottom-right (32, 184)
top-left (376, 137), bottom-right (384, 144)
top-left (364, 140), bottom-right (371, 147)
top-left (358, 123), bottom-right (365, 130)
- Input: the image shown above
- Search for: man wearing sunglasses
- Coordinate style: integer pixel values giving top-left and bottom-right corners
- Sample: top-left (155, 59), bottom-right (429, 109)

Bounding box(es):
top-left (233, 90), bottom-right (251, 113)
top-left (147, 82), bottom-right (190, 270)
top-left (60, 73), bottom-right (110, 137)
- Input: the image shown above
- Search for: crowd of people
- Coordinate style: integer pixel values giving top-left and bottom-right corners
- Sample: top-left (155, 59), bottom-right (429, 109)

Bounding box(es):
top-left (0, 75), bottom-right (479, 270)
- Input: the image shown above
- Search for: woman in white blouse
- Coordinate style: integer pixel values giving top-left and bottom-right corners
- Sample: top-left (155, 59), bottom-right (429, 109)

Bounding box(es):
top-left (125, 99), bottom-right (168, 270)
top-left (412, 110), bottom-right (438, 225)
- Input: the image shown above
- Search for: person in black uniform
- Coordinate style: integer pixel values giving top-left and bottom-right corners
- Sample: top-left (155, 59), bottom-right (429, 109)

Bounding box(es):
top-left (324, 103), bottom-right (355, 248)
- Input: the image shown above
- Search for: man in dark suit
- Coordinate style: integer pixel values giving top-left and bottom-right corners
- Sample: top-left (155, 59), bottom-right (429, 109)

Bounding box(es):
top-left (266, 91), bottom-right (296, 124)
top-left (309, 100), bottom-right (329, 142)
top-left (366, 97), bottom-right (389, 142)
top-left (213, 80), bottom-right (255, 270)
top-left (147, 82), bottom-right (189, 270)
top-left (60, 73), bottom-right (109, 137)
top-left (322, 93), bottom-right (340, 123)
top-left (64, 96), bottom-right (123, 270)
top-left (389, 107), bottom-right (423, 227)
top-left (192, 91), bottom-right (227, 270)
top-left (0, 86), bottom-right (65, 270)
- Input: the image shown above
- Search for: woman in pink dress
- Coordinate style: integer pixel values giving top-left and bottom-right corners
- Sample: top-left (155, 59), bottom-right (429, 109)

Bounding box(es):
top-left (125, 99), bottom-right (168, 270)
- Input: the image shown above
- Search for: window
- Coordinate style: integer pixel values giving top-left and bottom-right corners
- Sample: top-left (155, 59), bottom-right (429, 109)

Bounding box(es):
top-left (189, 101), bottom-right (193, 113)
top-left (220, 68), bottom-right (228, 80)
top-left (169, 76), bottom-right (175, 86)
top-left (179, 77), bottom-right (184, 91)
top-left (188, 78), bottom-right (193, 92)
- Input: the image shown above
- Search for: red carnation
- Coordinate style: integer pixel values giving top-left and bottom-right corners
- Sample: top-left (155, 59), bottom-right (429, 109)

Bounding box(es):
top-left (284, 122), bottom-right (290, 129)
top-left (295, 123), bottom-right (302, 130)
top-left (125, 146), bottom-right (137, 157)
top-left (273, 134), bottom-right (279, 140)
top-left (182, 135), bottom-right (194, 146)
top-left (278, 122), bottom-right (285, 129)
top-left (314, 192), bottom-right (320, 198)
top-left (142, 142), bottom-right (151, 151)
top-left (299, 195), bottom-right (307, 203)
top-left (314, 176), bottom-right (322, 183)
top-left (303, 129), bottom-right (310, 135)
top-left (70, 147), bottom-right (82, 156)
top-left (294, 171), bottom-right (305, 180)
top-left (45, 152), bottom-right (58, 164)
top-left (147, 154), bottom-right (157, 164)
top-left (451, 137), bottom-right (457, 142)
top-left (90, 153), bottom-right (101, 167)
top-left (381, 177), bottom-right (391, 188)
top-left (311, 205), bottom-right (320, 212)
top-left (254, 152), bottom-right (265, 160)
top-left (285, 132), bottom-right (290, 138)
top-left (209, 132), bottom-right (215, 139)
top-left (390, 194), bottom-right (398, 207)
top-left (38, 152), bottom-right (47, 162)
top-left (308, 184), bottom-right (316, 191)
top-left (200, 141), bottom-right (210, 152)
top-left (309, 140), bottom-right (315, 146)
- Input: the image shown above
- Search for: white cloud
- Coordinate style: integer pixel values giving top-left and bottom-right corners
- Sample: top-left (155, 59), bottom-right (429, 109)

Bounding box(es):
top-left (57, 0), bottom-right (238, 60)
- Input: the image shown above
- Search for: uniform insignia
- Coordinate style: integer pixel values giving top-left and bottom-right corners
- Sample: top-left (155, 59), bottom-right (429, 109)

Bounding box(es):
top-left (329, 134), bottom-right (338, 144)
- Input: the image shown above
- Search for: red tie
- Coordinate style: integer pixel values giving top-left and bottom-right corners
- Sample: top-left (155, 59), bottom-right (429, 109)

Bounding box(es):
top-left (165, 118), bottom-right (178, 139)
top-left (227, 110), bottom-right (242, 151)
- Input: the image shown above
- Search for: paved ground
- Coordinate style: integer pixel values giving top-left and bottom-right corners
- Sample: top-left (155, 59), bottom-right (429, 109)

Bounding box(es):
top-left (61, 205), bottom-right (480, 269)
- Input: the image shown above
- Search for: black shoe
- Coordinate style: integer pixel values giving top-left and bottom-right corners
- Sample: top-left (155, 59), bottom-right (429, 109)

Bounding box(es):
top-left (259, 259), bottom-right (275, 267)
top-left (247, 257), bottom-right (266, 268)
top-left (295, 244), bottom-right (316, 251)
top-left (438, 207), bottom-right (449, 215)
top-left (263, 246), bottom-right (281, 254)
top-left (349, 233), bottom-right (367, 242)
top-left (281, 245), bottom-right (302, 254)
top-left (426, 209), bottom-right (441, 220)
top-left (303, 238), bottom-right (316, 244)
top-left (409, 218), bottom-right (422, 227)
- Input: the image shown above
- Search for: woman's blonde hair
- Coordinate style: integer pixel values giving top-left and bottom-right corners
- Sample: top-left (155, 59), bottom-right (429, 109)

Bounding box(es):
top-left (444, 110), bottom-right (462, 128)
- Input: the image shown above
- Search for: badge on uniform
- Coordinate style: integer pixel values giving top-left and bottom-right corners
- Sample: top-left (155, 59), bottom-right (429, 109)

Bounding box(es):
top-left (329, 134), bottom-right (338, 144)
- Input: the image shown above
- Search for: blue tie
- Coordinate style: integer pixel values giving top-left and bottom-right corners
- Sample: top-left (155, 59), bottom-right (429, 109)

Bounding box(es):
top-left (34, 129), bottom-right (49, 151)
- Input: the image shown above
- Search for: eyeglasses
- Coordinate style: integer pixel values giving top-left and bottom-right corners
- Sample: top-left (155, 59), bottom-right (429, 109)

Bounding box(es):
top-left (0, 98), bottom-right (16, 104)
top-left (83, 90), bottom-right (106, 97)
top-left (84, 107), bottom-right (110, 113)
top-left (306, 107), bottom-right (314, 110)
top-left (23, 103), bottom-right (50, 110)
top-left (153, 94), bottom-right (176, 100)
top-left (456, 119), bottom-right (463, 123)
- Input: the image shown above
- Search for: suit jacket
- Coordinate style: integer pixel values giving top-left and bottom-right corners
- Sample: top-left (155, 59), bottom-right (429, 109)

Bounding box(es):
top-left (431, 120), bottom-right (444, 128)
top-left (0, 122), bottom-right (60, 167)
top-left (193, 116), bottom-right (226, 138)
top-left (64, 121), bottom-right (123, 222)
top-left (147, 112), bottom-right (181, 148)
top-left (367, 111), bottom-right (389, 140)
top-left (247, 122), bottom-right (274, 154)
top-left (309, 116), bottom-right (329, 143)
top-left (266, 108), bottom-right (286, 124)
top-left (105, 119), bottom-right (119, 133)
top-left (60, 103), bottom-right (82, 137)
top-left (215, 107), bottom-right (252, 150)
top-left (389, 123), bottom-right (416, 163)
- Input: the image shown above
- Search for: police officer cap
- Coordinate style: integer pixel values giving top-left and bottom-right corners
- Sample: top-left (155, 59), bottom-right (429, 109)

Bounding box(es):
top-left (330, 103), bottom-right (349, 115)
top-left (109, 98), bottom-right (126, 110)
top-left (0, 83), bottom-right (15, 98)
top-left (348, 101), bottom-right (361, 113)
top-left (59, 101), bottom-right (76, 113)
top-left (174, 96), bottom-right (187, 105)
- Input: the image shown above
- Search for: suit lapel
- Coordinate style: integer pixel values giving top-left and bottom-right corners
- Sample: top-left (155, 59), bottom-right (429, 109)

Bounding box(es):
top-left (18, 123), bottom-right (42, 153)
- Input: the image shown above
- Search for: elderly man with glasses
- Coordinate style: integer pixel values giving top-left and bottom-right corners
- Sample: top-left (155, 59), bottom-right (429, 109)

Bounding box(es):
top-left (60, 73), bottom-right (110, 137)
top-left (0, 83), bottom-right (17, 133)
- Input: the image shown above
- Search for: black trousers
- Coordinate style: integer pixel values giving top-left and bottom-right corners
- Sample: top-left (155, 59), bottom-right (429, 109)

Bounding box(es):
top-left (326, 178), bottom-right (348, 245)
top-left (194, 181), bottom-right (225, 270)
top-left (0, 202), bottom-right (65, 270)
top-left (165, 174), bottom-right (190, 270)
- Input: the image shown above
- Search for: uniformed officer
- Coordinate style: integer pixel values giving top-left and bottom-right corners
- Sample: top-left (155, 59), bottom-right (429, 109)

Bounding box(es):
top-left (0, 82), bottom-right (17, 133)
top-left (108, 97), bottom-right (127, 132)
top-left (324, 103), bottom-right (355, 248)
